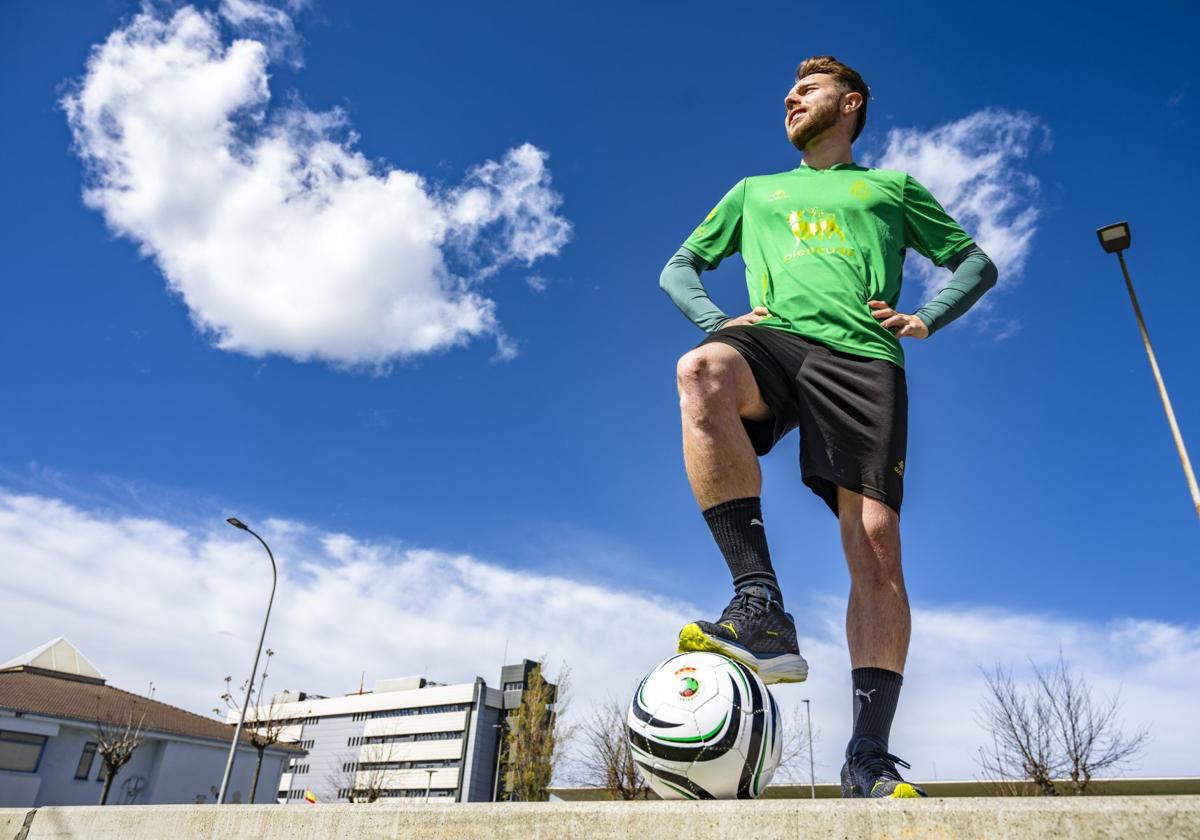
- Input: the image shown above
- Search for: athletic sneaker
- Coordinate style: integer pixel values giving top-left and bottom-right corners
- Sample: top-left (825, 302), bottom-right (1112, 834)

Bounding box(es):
top-left (840, 742), bottom-right (926, 799)
top-left (677, 585), bottom-right (808, 684)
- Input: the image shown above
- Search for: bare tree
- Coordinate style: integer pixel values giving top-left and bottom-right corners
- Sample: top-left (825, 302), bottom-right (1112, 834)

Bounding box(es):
top-left (216, 649), bottom-right (287, 803)
top-left (326, 742), bottom-right (398, 803)
top-left (94, 704), bottom-right (146, 805)
top-left (773, 703), bottom-right (821, 786)
top-left (977, 654), bottom-right (1149, 795)
top-left (503, 659), bottom-right (571, 802)
top-left (575, 699), bottom-right (649, 800)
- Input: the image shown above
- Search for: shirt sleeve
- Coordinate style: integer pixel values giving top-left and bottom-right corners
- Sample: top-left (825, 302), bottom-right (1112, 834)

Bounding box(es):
top-left (681, 179), bottom-right (746, 270)
top-left (659, 247), bottom-right (729, 333)
top-left (902, 175), bottom-right (975, 266)
top-left (913, 245), bottom-right (998, 335)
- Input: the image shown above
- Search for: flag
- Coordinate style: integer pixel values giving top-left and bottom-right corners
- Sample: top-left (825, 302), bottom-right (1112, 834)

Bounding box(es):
top-left (303, 789), bottom-right (317, 804)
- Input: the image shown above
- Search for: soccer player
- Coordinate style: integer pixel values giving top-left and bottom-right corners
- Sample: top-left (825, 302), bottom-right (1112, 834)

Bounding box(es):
top-left (661, 56), bottom-right (997, 799)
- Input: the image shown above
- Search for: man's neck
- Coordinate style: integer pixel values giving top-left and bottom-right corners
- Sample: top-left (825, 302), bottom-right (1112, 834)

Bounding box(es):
top-left (801, 133), bottom-right (854, 170)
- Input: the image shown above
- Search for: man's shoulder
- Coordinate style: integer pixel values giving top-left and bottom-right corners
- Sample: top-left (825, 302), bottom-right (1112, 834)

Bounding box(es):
top-left (852, 166), bottom-right (909, 184)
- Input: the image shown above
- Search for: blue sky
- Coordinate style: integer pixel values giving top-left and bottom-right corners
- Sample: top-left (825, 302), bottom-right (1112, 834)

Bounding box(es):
top-left (2, 0), bottom-right (1198, 781)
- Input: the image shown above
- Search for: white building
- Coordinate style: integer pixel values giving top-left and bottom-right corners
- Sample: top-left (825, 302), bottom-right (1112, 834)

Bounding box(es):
top-left (249, 660), bottom-right (546, 803)
top-left (0, 638), bottom-right (300, 807)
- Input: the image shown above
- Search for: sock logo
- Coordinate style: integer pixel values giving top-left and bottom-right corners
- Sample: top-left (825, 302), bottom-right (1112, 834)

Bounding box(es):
top-left (855, 688), bottom-right (876, 703)
top-left (750, 518), bottom-right (764, 527)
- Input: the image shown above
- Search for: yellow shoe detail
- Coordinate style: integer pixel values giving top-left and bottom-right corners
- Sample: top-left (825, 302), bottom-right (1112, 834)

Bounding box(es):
top-left (890, 783), bottom-right (922, 798)
top-left (678, 624), bottom-right (724, 654)
top-left (765, 630), bottom-right (779, 637)
top-left (720, 623), bottom-right (738, 639)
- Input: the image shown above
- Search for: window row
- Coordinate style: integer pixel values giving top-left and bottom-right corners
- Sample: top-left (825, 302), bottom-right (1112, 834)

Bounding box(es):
top-left (365, 731), bottom-right (461, 744)
top-left (358, 759), bottom-right (460, 771)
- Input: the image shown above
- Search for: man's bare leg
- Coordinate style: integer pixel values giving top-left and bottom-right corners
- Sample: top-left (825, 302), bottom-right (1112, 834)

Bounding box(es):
top-left (674, 341), bottom-right (807, 683)
top-left (838, 488), bottom-right (910, 671)
top-left (676, 342), bottom-right (771, 509)
top-left (837, 487), bottom-right (922, 797)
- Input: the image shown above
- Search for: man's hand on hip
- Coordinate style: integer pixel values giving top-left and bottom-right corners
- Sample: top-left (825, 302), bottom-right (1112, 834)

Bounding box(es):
top-left (720, 306), bottom-right (772, 329)
top-left (868, 300), bottom-right (929, 340)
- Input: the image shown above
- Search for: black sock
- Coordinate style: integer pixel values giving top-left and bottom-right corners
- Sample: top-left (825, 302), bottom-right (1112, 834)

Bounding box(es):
top-left (848, 667), bottom-right (903, 756)
top-left (702, 497), bottom-right (782, 605)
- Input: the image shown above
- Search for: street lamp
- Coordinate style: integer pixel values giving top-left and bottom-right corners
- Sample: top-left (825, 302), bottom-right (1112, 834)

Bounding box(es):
top-left (1096, 222), bottom-right (1200, 520)
top-left (801, 699), bottom-right (815, 799)
top-left (217, 517), bottom-right (279, 804)
top-left (424, 768), bottom-right (435, 803)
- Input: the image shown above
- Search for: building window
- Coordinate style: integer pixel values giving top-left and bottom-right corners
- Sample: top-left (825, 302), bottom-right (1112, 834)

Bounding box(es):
top-left (74, 742), bottom-right (98, 780)
top-left (0, 730), bottom-right (48, 773)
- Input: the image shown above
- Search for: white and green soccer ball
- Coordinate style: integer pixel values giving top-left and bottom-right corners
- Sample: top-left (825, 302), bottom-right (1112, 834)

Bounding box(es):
top-left (626, 651), bottom-right (781, 799)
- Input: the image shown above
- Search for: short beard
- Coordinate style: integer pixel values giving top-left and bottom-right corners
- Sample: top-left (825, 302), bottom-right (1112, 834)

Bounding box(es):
top-left (787, 96), bottom-right (842, 152)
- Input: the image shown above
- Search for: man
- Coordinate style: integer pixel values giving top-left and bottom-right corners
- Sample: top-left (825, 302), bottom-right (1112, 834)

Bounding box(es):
top-left (660, 56), bottom-right (997, 799)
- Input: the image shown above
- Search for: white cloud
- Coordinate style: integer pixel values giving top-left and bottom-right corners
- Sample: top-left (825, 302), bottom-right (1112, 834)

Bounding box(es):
top-left (62, 5), bottom-right (570, 368)
top-left (2, 489), bottom-right (1195, 784)
top-left (867, 109), bottom-right (1047, 300)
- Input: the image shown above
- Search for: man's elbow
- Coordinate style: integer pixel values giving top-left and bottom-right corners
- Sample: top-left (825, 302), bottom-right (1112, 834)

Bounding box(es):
top-left (981, 256), bottom-right (999, 291)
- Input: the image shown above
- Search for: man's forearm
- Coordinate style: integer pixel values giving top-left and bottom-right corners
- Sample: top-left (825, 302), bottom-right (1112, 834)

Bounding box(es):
top-left (914, 245), bottom-right (998, 335)
top-left (659, 247), bottom-right (729, 333)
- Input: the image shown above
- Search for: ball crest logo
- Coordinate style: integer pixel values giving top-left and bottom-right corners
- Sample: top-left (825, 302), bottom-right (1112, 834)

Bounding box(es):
top-left (674, 667), bottom-right (700, 698)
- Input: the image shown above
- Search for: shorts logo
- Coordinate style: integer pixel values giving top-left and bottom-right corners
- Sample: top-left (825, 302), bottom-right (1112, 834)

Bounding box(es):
top-left (849, 180), bottom-right (870, 199)
top-left (893, 459), bottom-right (905, 477)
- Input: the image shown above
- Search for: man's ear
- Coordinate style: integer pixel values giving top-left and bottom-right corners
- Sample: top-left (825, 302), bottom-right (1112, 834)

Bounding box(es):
top-left (842, 91), bottom-right (863, 116)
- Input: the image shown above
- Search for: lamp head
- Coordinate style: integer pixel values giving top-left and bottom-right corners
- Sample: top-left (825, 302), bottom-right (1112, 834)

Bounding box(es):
top-left (226, 517), bottom-right (249, 531)
top-left (1096, 221), bottom-right (1131, 254)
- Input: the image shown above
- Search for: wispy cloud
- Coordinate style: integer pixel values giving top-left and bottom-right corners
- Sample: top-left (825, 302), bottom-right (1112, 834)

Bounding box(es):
top-left (62, 4), bottom-right (570, 369)
top-left (3, 489), bottom-right (1196, 782)
top-left (866, 109), bottom-right (1048, 304)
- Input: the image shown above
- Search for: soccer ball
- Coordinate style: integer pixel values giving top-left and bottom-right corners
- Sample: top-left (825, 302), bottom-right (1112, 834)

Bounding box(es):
top-left (626, 651), bottom-right (781, 799)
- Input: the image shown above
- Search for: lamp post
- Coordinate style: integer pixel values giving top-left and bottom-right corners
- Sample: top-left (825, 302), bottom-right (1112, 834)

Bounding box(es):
top-left (802, 699), bottom-right (815, 799)
top-left (1097, 222), bottom-right (1200, 520)
top-left (424, 768), bottom-right (435, 802)
top-left (217, 517), bottom-right (278, 804)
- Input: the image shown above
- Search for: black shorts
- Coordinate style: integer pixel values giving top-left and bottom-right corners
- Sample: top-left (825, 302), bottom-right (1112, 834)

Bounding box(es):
top-left (700, 325), bottom-right (908, 516)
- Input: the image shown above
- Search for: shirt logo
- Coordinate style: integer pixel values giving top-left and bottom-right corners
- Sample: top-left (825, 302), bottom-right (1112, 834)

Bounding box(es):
top-left (768, 189), bottom-right (789, 202)
top-left (849, 180), bottom-right (870, 199)
top-left (788, 208), bottom-right (847, 243)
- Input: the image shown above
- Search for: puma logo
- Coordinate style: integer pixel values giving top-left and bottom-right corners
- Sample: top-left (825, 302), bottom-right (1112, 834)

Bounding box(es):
top-left (855, 688), bottom-right (876, 703)
top-left (750, 518), bottom-right (764, 527)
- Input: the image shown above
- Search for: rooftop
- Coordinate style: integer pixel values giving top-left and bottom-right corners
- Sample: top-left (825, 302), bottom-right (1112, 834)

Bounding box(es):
top-left (0, 638), bottom-right (300, 751)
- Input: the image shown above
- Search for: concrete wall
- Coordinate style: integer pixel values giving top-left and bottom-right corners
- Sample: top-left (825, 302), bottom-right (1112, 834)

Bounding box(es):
top-left (1, 798), bottom-right (1198, 840)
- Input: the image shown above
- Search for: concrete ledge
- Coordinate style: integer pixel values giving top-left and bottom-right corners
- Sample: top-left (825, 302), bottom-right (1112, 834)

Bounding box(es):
top-left (6, 798), bottom-right (1200, 840)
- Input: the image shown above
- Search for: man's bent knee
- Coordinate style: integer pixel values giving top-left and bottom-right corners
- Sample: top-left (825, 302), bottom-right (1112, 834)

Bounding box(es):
top-left (676, 344), bottom-right (768, 419)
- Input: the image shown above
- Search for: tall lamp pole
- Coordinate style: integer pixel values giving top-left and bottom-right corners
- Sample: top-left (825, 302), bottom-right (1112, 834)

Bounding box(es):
top-left (1097, 222), bottom-right (1200, 520)
top-left (218, 517), bottom-right (278, 804)
top-left (802, 698), bottom-right (815, 799)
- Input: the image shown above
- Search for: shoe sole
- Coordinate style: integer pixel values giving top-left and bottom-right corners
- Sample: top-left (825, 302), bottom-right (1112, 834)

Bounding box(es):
top-left (677, 623), bottom-right (809, 684)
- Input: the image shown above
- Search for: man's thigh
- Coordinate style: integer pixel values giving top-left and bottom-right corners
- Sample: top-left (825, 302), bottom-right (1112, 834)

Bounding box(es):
top-left (698, 326), bottom-right (807, 453)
